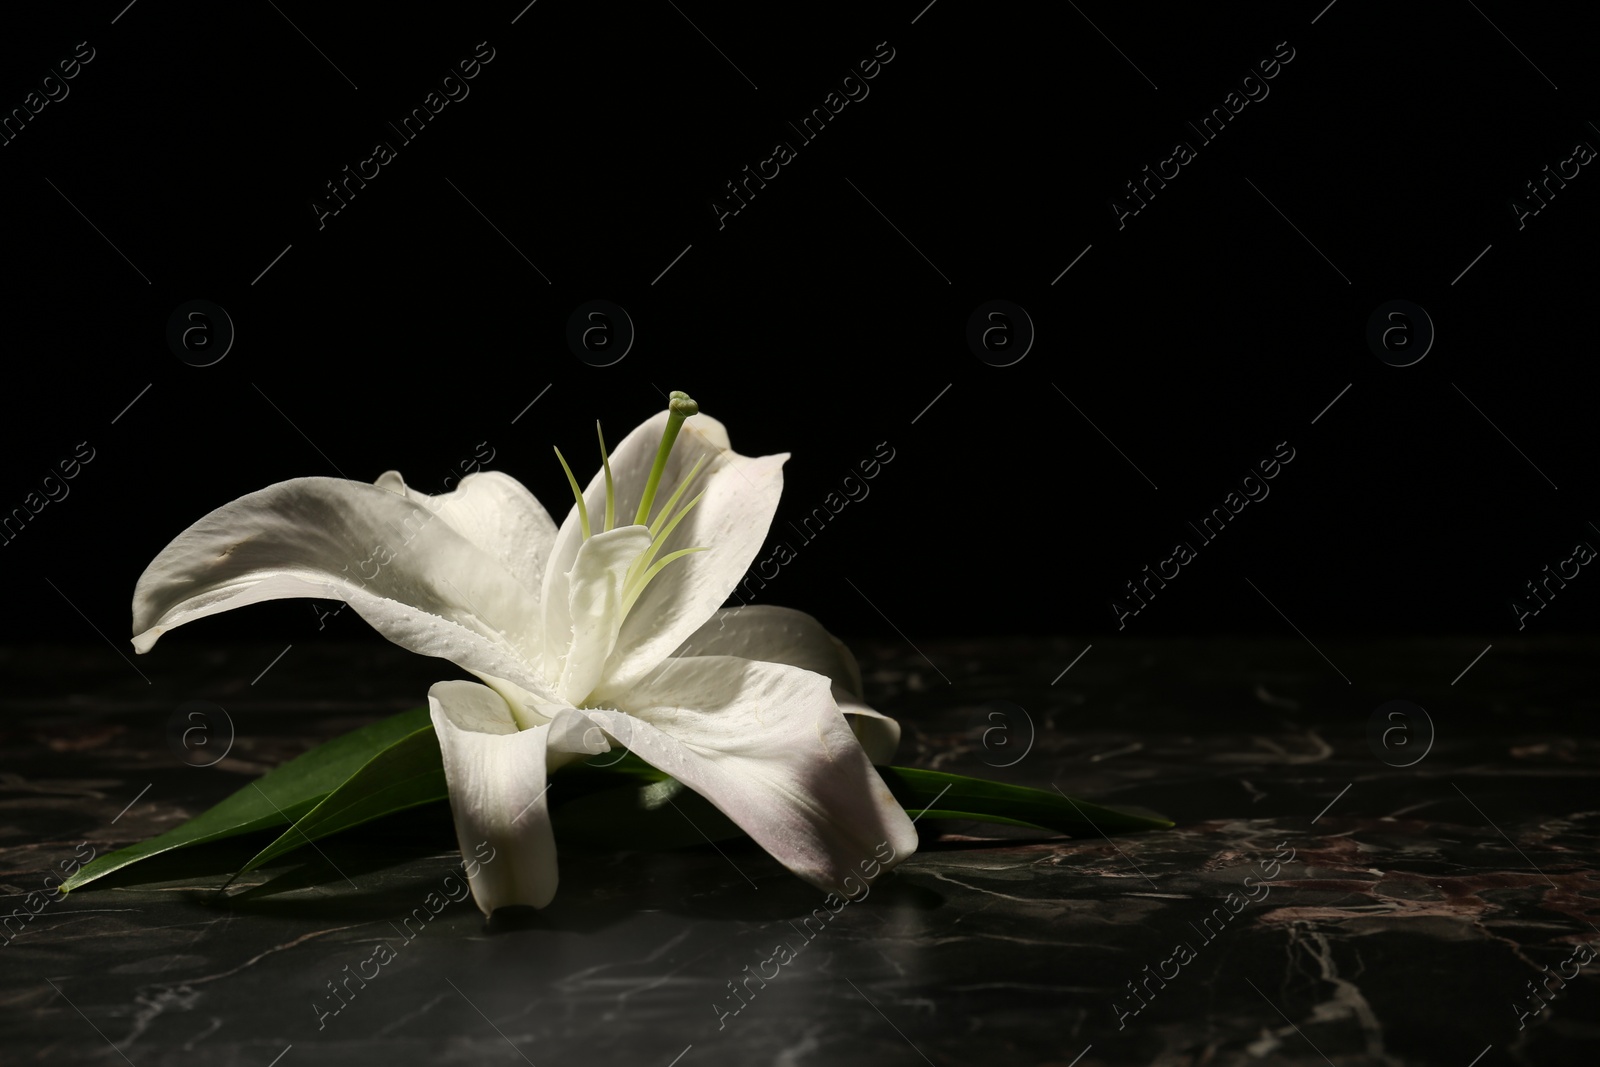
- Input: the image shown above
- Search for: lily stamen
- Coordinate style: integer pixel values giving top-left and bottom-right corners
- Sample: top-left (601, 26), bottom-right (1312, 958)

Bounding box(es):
top-left (558, 393), bottom-right (710, 615)
top-left (625, 491), bottom-right (705, 604)
top-left (622, 547), bottom-right (709, 616)
top-left (648, 455), bottom-right (708, 538)
top-left (596, 421), bottom-right (616, 534)
top-left (554, 446), bottom-right (589, 540)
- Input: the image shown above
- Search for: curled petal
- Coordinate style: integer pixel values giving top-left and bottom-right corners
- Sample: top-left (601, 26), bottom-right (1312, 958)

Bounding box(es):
top-left (554, 526), bottom-right (652, 704)
top-left (429, 681), bottom-right (593, 914)
top-left (839, 705), bottom-right (902, 768)
top-left (585, 656), bottom-right (917, 897)
top-left (375, 469), bottom-right (558, 604)
top-left (132, 477), bottom-right (554, 700)
top-left (675, 605), bottom-right (900, 764)
top-left (608, 450), bottom-right (784, 693)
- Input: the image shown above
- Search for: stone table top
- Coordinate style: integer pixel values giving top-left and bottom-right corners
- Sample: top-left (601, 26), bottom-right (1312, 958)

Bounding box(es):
top-left (2, 638), bottom-right (1596, 1066)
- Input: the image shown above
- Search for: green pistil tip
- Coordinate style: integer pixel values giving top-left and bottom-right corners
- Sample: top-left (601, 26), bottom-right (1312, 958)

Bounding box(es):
top-left (634, 390), bottom-right (698, 526)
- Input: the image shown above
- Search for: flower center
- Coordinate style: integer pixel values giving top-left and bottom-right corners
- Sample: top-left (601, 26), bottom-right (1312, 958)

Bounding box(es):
top-left (553, 391), bottom-right (710, 619)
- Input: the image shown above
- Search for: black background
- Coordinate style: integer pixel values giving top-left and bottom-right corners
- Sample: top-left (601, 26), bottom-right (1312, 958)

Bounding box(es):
top-left (4, 0), bottom-right (1598, 651)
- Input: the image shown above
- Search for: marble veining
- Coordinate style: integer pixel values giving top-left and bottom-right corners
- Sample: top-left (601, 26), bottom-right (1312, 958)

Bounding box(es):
top-left (3, 638), bottom-right (1597, 1065)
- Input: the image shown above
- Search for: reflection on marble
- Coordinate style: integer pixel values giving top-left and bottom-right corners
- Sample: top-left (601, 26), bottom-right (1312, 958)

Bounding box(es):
top-left (2, 639), bottom-right (1597, 1065)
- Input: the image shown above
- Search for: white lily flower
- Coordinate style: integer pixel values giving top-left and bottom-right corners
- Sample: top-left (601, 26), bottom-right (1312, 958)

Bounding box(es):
top-left (131, 393), bottom-right (916, 913)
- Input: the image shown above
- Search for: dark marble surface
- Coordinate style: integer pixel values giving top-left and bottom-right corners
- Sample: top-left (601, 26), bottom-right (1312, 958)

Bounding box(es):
top-left (3, 638), bottom-right (1598, 1066)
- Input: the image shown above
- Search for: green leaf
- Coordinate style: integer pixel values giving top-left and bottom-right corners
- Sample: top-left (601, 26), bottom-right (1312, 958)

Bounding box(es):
top-left (65, 710), bottom-right (1171, 894)
top-left (235, 724), bottom-right (449, 875)
top-left (223, 740), bottom-right (716, 867)
top-left (877, 766), bottom-right (1174, 834)
top-left (227, 745), bottom-right (678, 873)
top-left (61, 706), bottom-right (434, 893)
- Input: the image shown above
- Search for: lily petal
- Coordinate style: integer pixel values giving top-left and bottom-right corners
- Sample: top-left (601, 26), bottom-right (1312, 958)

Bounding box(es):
top-left (132, 477), bottom-right (555, 700)
top-left (583, 656), bottom-right (917, 897)
top-left (467, 673), bottom-right (565, 731)
top-left (606, 448), bottom-right (784, 692)
top-left (836, 705), bottom-right (903, 768)
top-left (546, 414), bottom-right (735, 588)
top-left (674, 605), bottom-right (901, 764)
top-left (375, 470), bottom-right (559, 603)
top-left (554, 525), bottom-right (653, 705)
top-left (542, 410), bottom-right (786, 694)
top-left (429, 680), bottom-right (568, 913)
